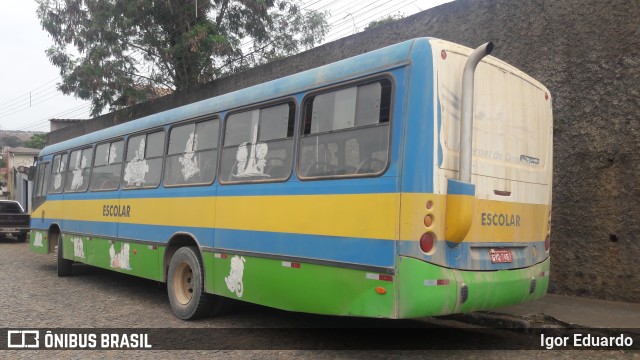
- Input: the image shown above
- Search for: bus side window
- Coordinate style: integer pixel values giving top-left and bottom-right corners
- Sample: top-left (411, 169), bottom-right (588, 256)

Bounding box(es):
top-left (164, 118), bottom-right (219, 186)
top-left (219, 102), bottom-right (295, 183)
top-left (90, 140), bottom-right (124, 191)
top-left (299, 79), bottom-right (392, 178)
top-left (49, 153), bottom-right (67, 194)
top-left (64, 147), bottom-right (93, 193)
top-left (123, 131), bottom-right (165, 189)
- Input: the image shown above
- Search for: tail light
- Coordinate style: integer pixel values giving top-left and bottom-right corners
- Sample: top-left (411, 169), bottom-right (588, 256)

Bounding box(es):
top-left (544, 235), bottom-right (550, 252)
top-left (420, 232), bottom-right (435, 253)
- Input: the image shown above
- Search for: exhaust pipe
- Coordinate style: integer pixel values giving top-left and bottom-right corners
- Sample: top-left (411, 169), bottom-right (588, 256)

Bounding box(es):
top-left (459, 42), bottom-right (493, 183)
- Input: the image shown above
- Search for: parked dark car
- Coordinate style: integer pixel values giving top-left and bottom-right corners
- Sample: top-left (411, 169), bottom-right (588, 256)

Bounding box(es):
top-left (0, 200), bottom-right (30, 242)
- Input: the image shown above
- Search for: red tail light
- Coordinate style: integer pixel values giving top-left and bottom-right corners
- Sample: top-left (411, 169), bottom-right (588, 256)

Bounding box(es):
top-left (420, 232), bottom-right (435, 253)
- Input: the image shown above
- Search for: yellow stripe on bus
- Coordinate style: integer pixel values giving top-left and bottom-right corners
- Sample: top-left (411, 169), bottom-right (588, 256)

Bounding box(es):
top-left (37, 193), bottom-right (399, 240)
top-left (400, 193), bottom-right (550, 243)
top-left (36, 193), bottom-right (548, 242)
top-left (214, 193), bottom-right (399, 240)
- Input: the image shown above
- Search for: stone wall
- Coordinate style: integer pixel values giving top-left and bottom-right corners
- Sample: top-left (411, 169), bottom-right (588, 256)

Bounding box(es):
top-left (48, 0), bottom-right (640, 302)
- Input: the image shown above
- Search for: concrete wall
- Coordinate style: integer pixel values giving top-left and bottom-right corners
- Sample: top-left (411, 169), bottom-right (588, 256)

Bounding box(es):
top-left (47, 0), bottom-right (640, 302)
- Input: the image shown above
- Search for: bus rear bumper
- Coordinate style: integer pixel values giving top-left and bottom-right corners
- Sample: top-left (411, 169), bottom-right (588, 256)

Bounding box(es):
top-left (397, 256), bottom-right (550, 318)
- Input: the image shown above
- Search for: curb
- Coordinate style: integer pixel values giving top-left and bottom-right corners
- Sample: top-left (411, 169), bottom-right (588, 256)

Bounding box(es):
top-left (444, 312), bottom-right (640, 335)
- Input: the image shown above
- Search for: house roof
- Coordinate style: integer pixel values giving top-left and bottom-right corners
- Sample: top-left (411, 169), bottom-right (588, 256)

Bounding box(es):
top-left (7, 147), bottom-right (40, 155)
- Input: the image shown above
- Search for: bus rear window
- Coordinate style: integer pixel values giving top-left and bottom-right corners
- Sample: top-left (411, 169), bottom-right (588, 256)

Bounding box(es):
top-left (299, 79), bottom-right (391, 178)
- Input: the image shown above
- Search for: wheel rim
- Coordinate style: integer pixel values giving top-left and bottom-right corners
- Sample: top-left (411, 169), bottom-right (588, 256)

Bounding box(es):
top-left (172, 261), bottom-right (194, 305)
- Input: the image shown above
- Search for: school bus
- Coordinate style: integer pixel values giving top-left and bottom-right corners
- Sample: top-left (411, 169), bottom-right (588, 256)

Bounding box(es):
top-left (30, 38), bottom-right (553, 320)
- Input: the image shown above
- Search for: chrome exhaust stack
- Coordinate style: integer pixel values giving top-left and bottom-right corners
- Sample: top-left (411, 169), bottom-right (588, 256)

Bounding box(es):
top-left (459, 42), bottom-right (493, 183)
top-left (445, 42), bottom-right (493, 245)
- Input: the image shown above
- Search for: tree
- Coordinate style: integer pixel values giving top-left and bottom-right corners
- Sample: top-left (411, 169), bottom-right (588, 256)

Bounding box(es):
top-left (24, 133), bottom-right (48, 149)
top-left (37, 0), bottom-right (329, 116)
top-left (364, 14), bottom-right (404, 31)
top-left (0, 136), bottom-right (22, 148)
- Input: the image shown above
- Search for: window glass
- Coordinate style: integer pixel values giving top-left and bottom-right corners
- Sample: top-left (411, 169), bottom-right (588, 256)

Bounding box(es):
top-left (167, 123), bottom-right (195, 155)
top-left (33, 164), bottom-right (43, 198)
top-left (94, 143), bottom-right (109, 167)
top-left (91, 139), bottom-right (124, 191)
top-left (196, 119), bottom-right (219, 150)
top-left (220, 102), bottom-right (295, 183)
top-left (146, 131), bottom-right (165, 158)
top-left (224, 111), bottom-right (253, 147)
top-left (41, 162), bottom-right (51, 197)
top-left (0, 201), bottom-right (24, 213)
top-left (259, 103), bottom-right (293, 141)
top-left (123, 131), bottom-right (165, 188)
top-left (64, 148), bottom-right (93, 192)
top-left (35, 163), bottom-right (46, 198)
top-left (164, 119), bottom-right (219, 186)
top-left (299, 79), bottom-right (391, 178)
top-left (49, 153), bottom-right (67, 193)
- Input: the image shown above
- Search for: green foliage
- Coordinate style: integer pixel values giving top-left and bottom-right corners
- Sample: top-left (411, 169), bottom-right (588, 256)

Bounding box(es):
top-left (24, 133), bottom-right (48, 149)
top-left (0, 136), bottom-right (22, 148)
top-left (364, 13), bottom-right (405, 31)
top-left (37, 0), bottom-right (329, 116)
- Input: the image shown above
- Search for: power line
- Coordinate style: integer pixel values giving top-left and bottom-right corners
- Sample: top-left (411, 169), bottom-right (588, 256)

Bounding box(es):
top-left (324, 0), bottom-right (417, 42)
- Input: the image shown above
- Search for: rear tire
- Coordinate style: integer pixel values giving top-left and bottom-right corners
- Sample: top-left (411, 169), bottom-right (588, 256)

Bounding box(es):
top-left (167, 246), bottom-right (212, 320)
top-left (55, 233), bottom-right (73, 277)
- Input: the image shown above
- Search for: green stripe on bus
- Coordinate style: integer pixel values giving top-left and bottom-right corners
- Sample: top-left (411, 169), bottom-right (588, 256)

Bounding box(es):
top-left (59, 234), bottom-right (165, 282)
top-left (208, 253), bottom-right (396, 318)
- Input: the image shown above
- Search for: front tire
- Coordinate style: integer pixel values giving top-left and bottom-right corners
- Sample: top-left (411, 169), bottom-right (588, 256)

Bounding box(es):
top-left (167, 246), bottom-right (212, 320)
top-left (55, 232), bottom-right (73, 277)
top-left (17, 233), bottom-right (27, 242)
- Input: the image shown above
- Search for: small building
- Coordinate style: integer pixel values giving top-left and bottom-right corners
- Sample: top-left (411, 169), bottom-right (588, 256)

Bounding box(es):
top-left (4, 146), bottom-right (40, 213)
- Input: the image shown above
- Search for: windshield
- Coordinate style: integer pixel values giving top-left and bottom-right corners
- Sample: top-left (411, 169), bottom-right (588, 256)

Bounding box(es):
top-left (0, 201), bottom-right (24, 213)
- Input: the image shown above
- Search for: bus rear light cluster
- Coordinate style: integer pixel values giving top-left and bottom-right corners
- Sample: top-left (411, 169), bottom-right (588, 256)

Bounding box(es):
top-left (420, 200), bottom-right (437, 253)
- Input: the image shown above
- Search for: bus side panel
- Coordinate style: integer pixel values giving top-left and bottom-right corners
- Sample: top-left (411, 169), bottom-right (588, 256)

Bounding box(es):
top-left (30, 229), bottom-right (49, 254)
top-left (58, 233), bottom-right (163, 281)
top-left (29, 197), bottom-right (64, 254)
top-left (209, 253), bottom-right (396, 318)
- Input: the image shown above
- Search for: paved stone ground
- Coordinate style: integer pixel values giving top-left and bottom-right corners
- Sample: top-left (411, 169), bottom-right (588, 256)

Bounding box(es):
top-left (1, 240), bottom-right (636, 359)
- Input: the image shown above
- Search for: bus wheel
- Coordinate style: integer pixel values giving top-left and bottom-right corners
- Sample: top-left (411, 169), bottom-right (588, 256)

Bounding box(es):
top-left (167, 246), bottom-right (212, 320)
top-left (55, 233), bottom-right (72, 277)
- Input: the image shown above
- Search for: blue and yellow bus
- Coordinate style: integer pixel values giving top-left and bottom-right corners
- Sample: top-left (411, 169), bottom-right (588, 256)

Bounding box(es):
top-left (30, 37), bottom-right (553, 320)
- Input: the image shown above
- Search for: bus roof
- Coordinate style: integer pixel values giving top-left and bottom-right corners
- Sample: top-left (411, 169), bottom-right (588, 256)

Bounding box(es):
top-left (40, 37), bottom-right (424, 157)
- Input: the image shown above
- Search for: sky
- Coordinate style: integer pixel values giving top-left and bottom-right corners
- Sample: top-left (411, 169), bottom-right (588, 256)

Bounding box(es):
top-left (0, 0), bottom-right (452, 133)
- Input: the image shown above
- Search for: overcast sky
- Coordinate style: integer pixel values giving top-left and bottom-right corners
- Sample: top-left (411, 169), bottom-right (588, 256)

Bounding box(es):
top-left (0, 0), bottom-right (451, 133)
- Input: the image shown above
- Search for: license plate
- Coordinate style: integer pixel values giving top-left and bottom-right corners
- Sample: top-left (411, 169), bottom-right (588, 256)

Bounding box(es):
top-left (489, 249), bottom-right (513, 263)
